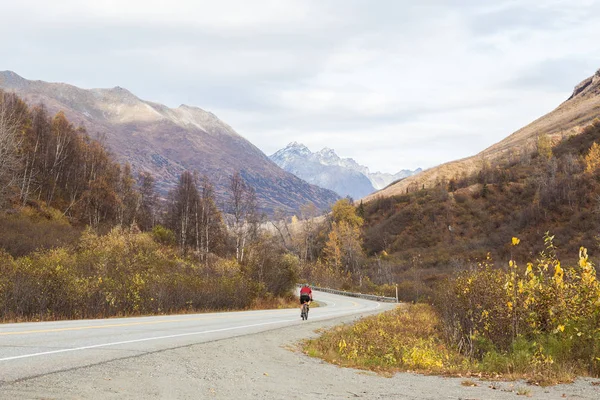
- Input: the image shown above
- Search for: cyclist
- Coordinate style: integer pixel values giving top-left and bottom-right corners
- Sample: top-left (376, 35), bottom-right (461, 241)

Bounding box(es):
top-left (299, 283), bottom-right (312, 316)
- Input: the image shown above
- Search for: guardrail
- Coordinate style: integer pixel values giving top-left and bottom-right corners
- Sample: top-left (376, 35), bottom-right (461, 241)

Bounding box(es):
top-left (297, 284), bottom-right (398, 303)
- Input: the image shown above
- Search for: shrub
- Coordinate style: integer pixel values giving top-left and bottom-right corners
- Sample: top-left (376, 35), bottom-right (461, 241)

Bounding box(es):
top-left (0, 209), bottom-right (81, 257)
top-left (0, 227), bottom-right (267, 321)
top-left (436, 235), bottom-right (600, 378)
top-left (151, 225), bottom-right (176, 246)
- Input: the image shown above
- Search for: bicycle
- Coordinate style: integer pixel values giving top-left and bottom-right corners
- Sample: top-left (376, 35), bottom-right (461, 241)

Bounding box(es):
top-left (301, 301), bottom-right (310, 320)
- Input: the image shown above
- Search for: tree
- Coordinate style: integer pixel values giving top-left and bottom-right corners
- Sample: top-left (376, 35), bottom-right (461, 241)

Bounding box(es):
top-left (584, 142), bottom-right (600, 173)
top-left (46, 112), bottom-right (76, 205)
top-left (537, 133), bottom-right (553, 160)
top-left (322, 199), bottom-right (365, 278)
top-left (295, 202), bottom-right (323, 262)
top-left (19, 105), bottom-right (49, 205)
top-left (137, 172), bottom-right (157, 231)
top-left (269, 208), bottom-right (294, 251)
top-left (323, 224), bottom-right (342, 270)
top-left (481, 183), bottom-right (489, 198)
top-left (331, 198), bottom-right (363, 228)
top-left (0, 92), bottom-right (146, 229)
top-left (167, 171), bottom-right (200, 252)
top-left (227, 171), bottom-right (259, 263)
top-left (357, 200), bottom-right (365, 219)
top-left (198, 175), bottom-right (225, 258)
top-left (0, 91), bottom-right (26, 207)
top-left (116, 163), bottom-right (140, 227)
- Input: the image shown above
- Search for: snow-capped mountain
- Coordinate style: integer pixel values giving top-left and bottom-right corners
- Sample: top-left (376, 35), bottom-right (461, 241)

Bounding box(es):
top-left (310, 146), bottom-right (422, 190)
top-left (270, 142), bottom-right (421, 198)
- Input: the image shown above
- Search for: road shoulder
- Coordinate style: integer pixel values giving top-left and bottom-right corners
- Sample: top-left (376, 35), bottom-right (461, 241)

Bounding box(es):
top-left (1, 309), bottom-right (598, 400)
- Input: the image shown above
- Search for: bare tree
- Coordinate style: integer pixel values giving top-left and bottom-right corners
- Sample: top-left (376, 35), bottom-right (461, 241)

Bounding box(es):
top-left (19, 105), bottom-right (49, 205)
top-left (227, 171), bottom-right (261, 263)
top-left (270, 208), bottom-right (293, 251)
top-left (137, 171), bottom-right (157, 231)
top-left (0, 91), bottom-right (25, 207)
top-left (298, 203), bottom-right (321, 262)
top-left (118, 163), bottom-right (141, 227)
top-left (167, 171), bottom-right (200, 252)
top-left (198, 175), bottom-right (224, 259)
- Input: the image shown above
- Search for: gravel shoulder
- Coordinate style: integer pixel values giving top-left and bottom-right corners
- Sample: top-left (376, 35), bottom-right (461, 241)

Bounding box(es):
top-left (1, 308), bottom-right (599, 400)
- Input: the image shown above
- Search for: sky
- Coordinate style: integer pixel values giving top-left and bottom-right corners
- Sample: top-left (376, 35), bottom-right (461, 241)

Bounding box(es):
top-left (2, 0), bottom-right (600, 173)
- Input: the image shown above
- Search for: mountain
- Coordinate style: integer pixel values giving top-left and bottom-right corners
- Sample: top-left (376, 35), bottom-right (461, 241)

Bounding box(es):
top-left (368, 169), bottom-right (423, 190)
top-left (270, 143), bottom-right (421, 198)
top-left (0, 71), bottom-right (339, 214)
top-left (308, 147), bottom-right (421, 190)
top-left (270, 143), bottom-right (375, 199)
top-left (363, 68), bottom-right (600, 202)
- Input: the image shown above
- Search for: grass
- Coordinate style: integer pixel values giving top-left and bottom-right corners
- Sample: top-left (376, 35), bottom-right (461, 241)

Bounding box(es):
top-left (302, 303), bottom-right (592, 386)
top-left (1, 293), bottom-right (302, 324)
top-left (303, 304), bottom-right (471, 375)
top-left (251, 294), bottom-right (298, 310)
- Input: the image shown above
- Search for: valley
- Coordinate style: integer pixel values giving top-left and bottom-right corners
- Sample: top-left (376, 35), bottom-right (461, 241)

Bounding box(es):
top-left (2, 6), bottom-right (600, 394)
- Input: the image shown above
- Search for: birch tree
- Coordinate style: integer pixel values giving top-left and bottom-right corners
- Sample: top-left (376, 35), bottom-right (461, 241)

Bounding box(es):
top-left (0, 91), bottom-right (25, 207)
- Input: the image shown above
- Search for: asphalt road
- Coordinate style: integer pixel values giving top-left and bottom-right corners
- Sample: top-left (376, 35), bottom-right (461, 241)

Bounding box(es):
top-left (0, 289), bottom-right (393, 384)
top-left (1, 292), bottom-right (598, 399)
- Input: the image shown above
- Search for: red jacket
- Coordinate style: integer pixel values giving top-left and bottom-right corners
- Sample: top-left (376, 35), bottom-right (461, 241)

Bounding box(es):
top-left (300, 286), bottom-right (312, 296)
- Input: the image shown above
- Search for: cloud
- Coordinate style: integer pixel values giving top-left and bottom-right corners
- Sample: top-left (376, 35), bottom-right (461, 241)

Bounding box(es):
top-left (1, 0), bottom-right (600, 173)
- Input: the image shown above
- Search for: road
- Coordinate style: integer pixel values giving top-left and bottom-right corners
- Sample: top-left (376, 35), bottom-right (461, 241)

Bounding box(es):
top-left (0, 290), bottom-right (391, 384)
top-left (1, 291), bottom-right (598, 399)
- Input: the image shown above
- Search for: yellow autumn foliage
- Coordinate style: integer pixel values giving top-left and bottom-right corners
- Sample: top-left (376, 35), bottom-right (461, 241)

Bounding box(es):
top-left (0, 227), bottom-right (265, 321)
top-left (304, 304), bottom-right (468, 373)
top-left (439, 234), bottom-right (600, 378)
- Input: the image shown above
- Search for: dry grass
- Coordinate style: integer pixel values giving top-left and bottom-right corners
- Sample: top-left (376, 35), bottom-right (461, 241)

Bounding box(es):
top-left (303, 303), bottom-right (596, 386)
top-left (251, 294), bottom-right (298, 310)
top-left (303, 304), bottom-right (471, 375)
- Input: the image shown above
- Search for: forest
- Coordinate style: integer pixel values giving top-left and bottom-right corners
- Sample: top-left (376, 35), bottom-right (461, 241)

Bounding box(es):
top-left (0, 90), bottom-right (300, 320)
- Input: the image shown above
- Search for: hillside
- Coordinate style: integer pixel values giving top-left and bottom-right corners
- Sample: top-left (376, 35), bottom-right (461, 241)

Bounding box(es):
top-left (359, 117), bottom-right (600, 297)
top-left (0, 71), bottom-right (339, 214)
top-left (363, 68), bottom-right (600, 202)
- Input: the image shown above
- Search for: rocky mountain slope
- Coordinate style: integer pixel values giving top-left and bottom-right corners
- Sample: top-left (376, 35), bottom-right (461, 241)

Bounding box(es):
top-left (0, 71), bottom-right (339, 214)
top-left (270, 142), bottom-right (421, 199)
top-left (363, 68), bottom-right (600, 202)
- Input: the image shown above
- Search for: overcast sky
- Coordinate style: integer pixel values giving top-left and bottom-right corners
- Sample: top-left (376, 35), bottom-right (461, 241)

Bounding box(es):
top-left (2, 0), bottom-right (600, 173)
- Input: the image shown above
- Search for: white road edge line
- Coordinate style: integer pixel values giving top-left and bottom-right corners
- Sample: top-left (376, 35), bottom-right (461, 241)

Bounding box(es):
top-left (1, 301), bottom-right (385, 363)
top-left (0, 319), bottom-right (295, 362)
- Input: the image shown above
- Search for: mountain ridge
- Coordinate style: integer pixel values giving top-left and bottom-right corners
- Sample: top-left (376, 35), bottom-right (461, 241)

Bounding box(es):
top-left (270, 142), bottom-right (421, 199)
top-left (363, 68), bottom-right (600, 202)
top-left (0, 71), bottom-right (339, 214)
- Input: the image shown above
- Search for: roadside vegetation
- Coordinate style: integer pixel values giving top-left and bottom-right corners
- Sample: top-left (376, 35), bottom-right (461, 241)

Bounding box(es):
top-left (305, 236), bottom-right (600, 384)
top-left (298, 119), bottom-right (600, 385)
top-left (355, 119), bottom-right (600, 302)
top-left (0, 90), bottom-right (298, 322)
